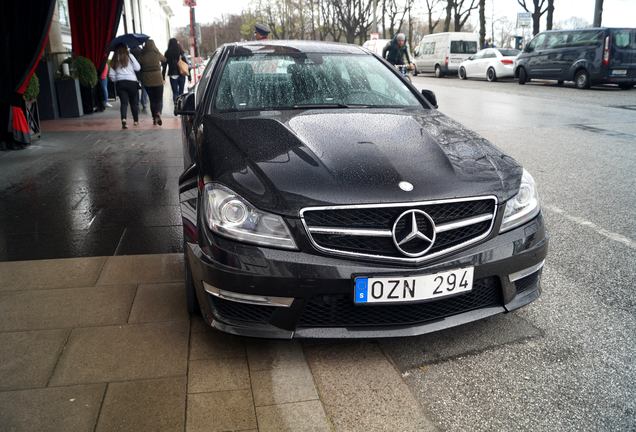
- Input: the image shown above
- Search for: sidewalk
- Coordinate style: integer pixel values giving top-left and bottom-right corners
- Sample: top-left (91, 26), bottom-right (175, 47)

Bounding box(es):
top-left (0, 254), bottom-right (436, 432)
top-left (0, 101), bottom-right (183, 261)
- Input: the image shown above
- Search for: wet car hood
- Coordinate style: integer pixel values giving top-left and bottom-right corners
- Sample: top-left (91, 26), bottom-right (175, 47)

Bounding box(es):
top-left (201, 108), bottom-right (522, 217)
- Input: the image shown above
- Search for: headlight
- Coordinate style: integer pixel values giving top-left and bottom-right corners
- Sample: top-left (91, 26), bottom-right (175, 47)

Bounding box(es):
top-left (204, 183), bottom-right (297, 249)
top-left (500, 169), bottom-right (540, 233)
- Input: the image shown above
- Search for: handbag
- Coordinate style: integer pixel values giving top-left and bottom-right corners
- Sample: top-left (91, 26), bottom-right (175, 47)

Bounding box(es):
top-left (177, 58), bottom-right (189, 76)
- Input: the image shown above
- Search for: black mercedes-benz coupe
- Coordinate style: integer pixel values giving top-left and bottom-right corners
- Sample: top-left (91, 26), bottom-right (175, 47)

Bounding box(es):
top-left (175, 40), bottom-right (548, 338)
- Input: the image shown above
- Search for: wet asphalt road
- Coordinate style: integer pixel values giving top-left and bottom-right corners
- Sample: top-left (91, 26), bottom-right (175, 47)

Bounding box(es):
top-left (380, 75), bottom-right (636, 431)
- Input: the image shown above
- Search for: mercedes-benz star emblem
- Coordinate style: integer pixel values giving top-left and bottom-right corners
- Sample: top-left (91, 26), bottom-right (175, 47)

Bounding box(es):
top-left (391, 209), bottom-right (436, 257)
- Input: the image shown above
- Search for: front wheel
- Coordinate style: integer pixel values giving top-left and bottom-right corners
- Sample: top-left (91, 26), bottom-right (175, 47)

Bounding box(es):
top-left (412, 66), bottom-right (418, 77)
top-left (459, 66), bottom-right (467, 80)
top-left (518, 67), bottom-right (528, 85)
top-left (574, 69), bottom-right (590, 89)
top-left (434, 65), bottom-right (443, 78)
top-left (487, 67), bottom-right (497, 82)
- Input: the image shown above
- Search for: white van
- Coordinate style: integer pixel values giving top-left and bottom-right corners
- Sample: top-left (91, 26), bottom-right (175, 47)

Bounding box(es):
top-left (413, 32), bottom-right (480, 77)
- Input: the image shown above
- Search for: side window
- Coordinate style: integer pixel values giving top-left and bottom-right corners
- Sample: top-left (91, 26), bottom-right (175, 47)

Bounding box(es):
top-left (472, 51), bottom-right (484, 60)
top-left (195, 50), bottom-right (220, 106)
top-left (545, 32), bottom-right (567, 49)
top-left (526, 33), bottom-right (546, 52)
top-left (483, 50), bottom-right (497, 59)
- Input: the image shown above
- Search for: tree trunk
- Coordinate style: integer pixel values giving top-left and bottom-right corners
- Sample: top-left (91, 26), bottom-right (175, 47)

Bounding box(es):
top-left (532, 11), bottom-right (540, 35)
top-left (546, 0), bottom-right (554, 30)
top-left (444, 0), bottom-right (453, 32)
top-left (479, 0), bottom-right (486, 47)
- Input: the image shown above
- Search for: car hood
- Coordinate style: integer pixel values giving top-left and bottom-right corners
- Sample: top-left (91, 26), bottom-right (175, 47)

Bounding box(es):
top-left (200, 108), bottom-right (522, 217)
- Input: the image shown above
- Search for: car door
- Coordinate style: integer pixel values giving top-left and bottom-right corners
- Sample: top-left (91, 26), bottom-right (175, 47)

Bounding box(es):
top-left (464, 50), bottom-right (484, 76)
top-left (524, 33), bottom-right (548, 78)
top-left (475, 49), bottom-right (495, 77)
top-left (541, 31), bottom-right (569, 78)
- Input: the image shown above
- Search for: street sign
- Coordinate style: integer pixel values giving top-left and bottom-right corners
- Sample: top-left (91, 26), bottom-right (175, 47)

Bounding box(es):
top-left (517, 12), bottom-right (532, 27)
top-left (184, 0), bottom-right (196, 6)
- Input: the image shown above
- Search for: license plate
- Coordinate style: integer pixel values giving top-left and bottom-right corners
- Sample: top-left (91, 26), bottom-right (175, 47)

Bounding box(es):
top-left (612, 69), bottom-right (627, 76)
top-left (354, 267), bottom-right (474, 304)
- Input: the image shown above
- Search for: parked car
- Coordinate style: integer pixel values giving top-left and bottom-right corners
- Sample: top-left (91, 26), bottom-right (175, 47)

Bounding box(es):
top-left (175, 40), bottom-right (548, 339)
top-left (459, 48), bottom-right (520, 81)
top-left (515, 27), bottom-right (636, 89)
top-left (413, 32), bottom-right (480, 77)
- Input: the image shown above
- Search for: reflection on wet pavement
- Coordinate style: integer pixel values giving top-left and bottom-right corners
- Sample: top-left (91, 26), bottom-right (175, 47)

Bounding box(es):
top-left (0, 108), bottom-right (183, 261)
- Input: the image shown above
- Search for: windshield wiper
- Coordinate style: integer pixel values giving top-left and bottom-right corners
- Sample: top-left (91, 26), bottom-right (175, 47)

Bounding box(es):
top-left (292, 103), bottom-right (367, 109)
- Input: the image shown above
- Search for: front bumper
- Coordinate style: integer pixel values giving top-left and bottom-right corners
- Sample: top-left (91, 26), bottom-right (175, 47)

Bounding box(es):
top-left (188, 213), bottom-right (548, 338)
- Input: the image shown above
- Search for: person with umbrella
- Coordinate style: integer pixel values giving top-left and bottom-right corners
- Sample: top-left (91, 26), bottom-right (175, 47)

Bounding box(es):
top-left (108, 44), bottom-right (141, 129)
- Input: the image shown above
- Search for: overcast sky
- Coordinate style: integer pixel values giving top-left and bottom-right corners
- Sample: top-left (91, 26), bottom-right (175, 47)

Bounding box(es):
top-left (168, 0), bottom-right (636, 31)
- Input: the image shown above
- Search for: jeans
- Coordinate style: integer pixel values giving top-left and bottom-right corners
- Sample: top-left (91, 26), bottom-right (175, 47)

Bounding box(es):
top-left (115, 80), bottom-right (139, 122)
top-left (100, 78), bottom-right (109, 103)
top-left (145, 85), bottom-right (164, 118)
top-left (170, 75), bottom-right (186, 103)
top-left (140, 87), bottom-right (148, 108)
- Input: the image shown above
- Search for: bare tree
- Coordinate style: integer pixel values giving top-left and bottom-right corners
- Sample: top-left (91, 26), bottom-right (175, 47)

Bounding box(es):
top-left (478, 0), bottom-right (486, 47)
top-left (332, 0), bottom-right (373, 43)
top-left (517, 0), bottom-right (548, 35)
top-left (424, 0), bottom-right (441, 34)
top-left (546, 0), bottom-right (554, 30)
top-left (452, 0), bottom-right (478, 32)
top-left (443, 0), bottom-right (453, 32)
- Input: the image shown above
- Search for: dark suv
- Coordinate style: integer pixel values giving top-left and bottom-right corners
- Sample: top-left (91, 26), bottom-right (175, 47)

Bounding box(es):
top-left (176, 41), bottom-right (548, 338)
top-left (515, 28), bottom-right (636, 89)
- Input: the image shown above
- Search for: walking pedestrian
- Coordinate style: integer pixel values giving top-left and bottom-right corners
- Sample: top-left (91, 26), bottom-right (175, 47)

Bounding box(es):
top-left (138, 39), bottom-right (167, 126)
top-left (162, 38), bottom-right (190, 104)
top-left (100, 64), bottom-right (112, 108)
top-left (131, 46), bottom-right (148, 113)
top-left (108, 44), bottom-right (141, 129)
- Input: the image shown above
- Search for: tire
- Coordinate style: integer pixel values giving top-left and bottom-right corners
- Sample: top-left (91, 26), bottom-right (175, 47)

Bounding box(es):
top-left (434, 65), bottom-right (443, 78)
top-left (487, 67), bottom-right (497, 82)
top-left (557, 80), bottom-right (564, 86)
top-left (619, 83), bottom-right (633, 90)
top-left (413, 66), bottom-right (418, 77)
top-left (518, 67), bottom-right (528, 85)
top-left (574, 69), bottom-right (590, 89)
top-left (184, 250), bottom-right (200, 315)
top-left (459, 66), bottom-right (467, 80)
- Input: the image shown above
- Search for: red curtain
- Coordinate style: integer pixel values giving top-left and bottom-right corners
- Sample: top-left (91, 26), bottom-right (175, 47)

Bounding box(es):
top-left (1, 0), bottom-right (56, 148)
top-left (68, 0), bottom-right (124, 73)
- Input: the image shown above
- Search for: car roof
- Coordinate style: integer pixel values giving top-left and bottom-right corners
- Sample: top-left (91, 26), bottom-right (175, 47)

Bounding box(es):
top-left (224, 40), bottom-right (368, 55)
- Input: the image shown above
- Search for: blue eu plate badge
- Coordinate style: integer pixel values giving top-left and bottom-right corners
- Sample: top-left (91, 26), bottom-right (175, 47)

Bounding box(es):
top-left (354, 278), bottom-right (368, 303)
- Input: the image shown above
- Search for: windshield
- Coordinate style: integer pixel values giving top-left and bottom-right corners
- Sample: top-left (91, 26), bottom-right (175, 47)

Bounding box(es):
top-left (214, 53), bottom-right (422, 112)
top-left (450, 41), bottom-right (478, 54)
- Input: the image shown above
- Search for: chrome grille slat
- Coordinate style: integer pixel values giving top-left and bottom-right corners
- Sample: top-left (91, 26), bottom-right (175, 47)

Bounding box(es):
top-left (300, 196), bottom-right (498, 263)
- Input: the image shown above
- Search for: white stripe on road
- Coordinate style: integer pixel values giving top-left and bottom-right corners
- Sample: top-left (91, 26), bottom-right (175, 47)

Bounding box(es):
top-left (543, 204), bottom-right (635, 250)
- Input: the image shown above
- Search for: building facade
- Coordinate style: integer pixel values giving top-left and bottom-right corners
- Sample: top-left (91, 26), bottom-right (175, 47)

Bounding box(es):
top-left (118, 0), bottom-right (174, 53)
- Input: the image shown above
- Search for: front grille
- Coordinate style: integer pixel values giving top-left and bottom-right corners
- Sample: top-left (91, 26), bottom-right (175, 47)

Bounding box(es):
top-left (302, 197), bottom-right (497, 262)
top-left (298, 276), bottom-right (501, 327)
top-left (209, 296), bottom-right (274, 325)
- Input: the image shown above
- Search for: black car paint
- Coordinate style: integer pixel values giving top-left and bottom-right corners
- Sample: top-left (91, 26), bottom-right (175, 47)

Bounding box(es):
top-left (515, 27), bottom-right (636, 87)
top-left (177, 40), bottom-right (547, 338)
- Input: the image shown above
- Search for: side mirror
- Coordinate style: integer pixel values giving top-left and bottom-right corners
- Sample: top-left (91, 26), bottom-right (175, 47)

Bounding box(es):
top-left (467, 56), bottom-right (473, 61)
top-left (421, 89), bottom-right (438, 109)
top-left (174, 92), bottom-right (195, 116)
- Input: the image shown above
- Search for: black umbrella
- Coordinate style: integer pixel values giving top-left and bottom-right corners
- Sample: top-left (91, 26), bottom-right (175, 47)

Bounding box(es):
top-left (109, 33), bottom-right (149, 50)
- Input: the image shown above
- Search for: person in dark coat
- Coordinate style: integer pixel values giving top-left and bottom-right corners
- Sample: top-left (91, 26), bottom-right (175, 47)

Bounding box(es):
top-left (138, 39), bottom-right (167, 125)
top-left (382, 33), bottom-right (414, 68)
top-left (254, 23), bottom-right (271, 40)
top-left (162, 38), bottom-right (190, 104)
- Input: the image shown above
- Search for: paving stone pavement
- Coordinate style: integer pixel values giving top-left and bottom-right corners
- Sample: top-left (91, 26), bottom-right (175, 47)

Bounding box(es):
top-left (0, 253), bottom-right (437, 431)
